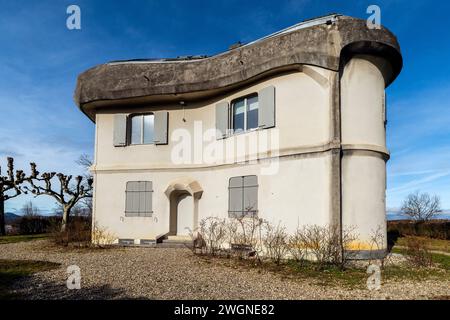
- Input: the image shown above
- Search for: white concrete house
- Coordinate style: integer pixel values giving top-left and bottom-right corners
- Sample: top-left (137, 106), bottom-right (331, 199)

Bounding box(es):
top-left (74, 14), bottom-right (402, 257)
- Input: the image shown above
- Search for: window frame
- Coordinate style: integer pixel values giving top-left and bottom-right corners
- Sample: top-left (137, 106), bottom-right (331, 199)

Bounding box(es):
top-left (228, 175), bottom-right (258, 218)
top-left (125, 181), bottom-right (153, 217)
top-left (129, 113), bottom-right (155, 145)
top-left (230, 93), bottom-right (259, 134)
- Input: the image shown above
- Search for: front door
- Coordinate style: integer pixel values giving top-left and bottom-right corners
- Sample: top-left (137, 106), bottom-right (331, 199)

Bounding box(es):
top-left (169, 191), bottom-right (194, 236)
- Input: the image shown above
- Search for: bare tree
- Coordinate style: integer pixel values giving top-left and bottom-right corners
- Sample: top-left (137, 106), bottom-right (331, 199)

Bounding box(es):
top-left (25, 163), bottom-right (93, 232)
top-left (0, 157), bottom-right (27, 235)
top-left (401, 191), bottom-right (441, 222)
top-left (76, 154), bottom-right (93, 172)
top-left (76, 154), bottom-right (93, 214)
top-left (22, 201), bottom-right (40, 217)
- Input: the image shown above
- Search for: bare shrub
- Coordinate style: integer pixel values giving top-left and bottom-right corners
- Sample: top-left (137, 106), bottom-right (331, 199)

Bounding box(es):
top-left (91, 224), bottom-right (116, 247)
top-left (340, 226), bottom-right (359, 264)
top-left (18, 215), bottom-right (52, 234)
top-left (262, 222), bottom-right (288, 264)
top-left (198, 217), bottom-right (228, 256)
top-left (299, 224), bottom-right (357, 269)
top-left (288, 228), bottom-right (307, 264)
top-left (367, 225), bottom-right (389, 267)
top-left (228, 214), bottom-right (265, 260)
top-left (404, 236), bottom-right (433, 267)
top-left (186, 226), bottom-right (203, 254)
top-left (49, 216), bottom-right (91, 246)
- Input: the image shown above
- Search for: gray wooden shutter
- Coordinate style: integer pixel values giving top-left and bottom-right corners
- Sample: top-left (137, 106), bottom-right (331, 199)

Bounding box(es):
top-left (143, 181), bottom-right (153, 215)
top-left (243, 176), bottom-right (258, 215)
top-left (113, 114), bottom-right (128, 147)
top-left (154, 111), bottom-right (168, 145)
top-left (125, 182), bottom-right (138, 216)
top-left (216, 101), bottom-right (229, 139)
top-left (228, 177), bottom-right (243, 217)
top-left (258, 86), bottom-right (275, 129)
top-left (125, 181), bottom-right (153, 217)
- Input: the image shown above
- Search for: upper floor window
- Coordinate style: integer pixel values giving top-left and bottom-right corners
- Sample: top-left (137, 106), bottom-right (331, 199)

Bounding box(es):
top-left (232, 95), bottom-right (258, 133)
top-left (131, 114), bottom-right (154, 145)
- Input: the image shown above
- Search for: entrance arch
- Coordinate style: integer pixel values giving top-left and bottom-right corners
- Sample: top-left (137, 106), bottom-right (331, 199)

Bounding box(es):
top-left (164, 178), bottom-right (203, 236)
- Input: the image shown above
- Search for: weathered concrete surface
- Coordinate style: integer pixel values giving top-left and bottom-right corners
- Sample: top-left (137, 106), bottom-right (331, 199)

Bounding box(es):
top-left (74, 15), bottom-right (402, 121)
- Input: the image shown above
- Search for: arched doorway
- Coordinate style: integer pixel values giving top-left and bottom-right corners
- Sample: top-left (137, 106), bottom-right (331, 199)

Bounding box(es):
top-left (165, 178), bottom-right (203, 237)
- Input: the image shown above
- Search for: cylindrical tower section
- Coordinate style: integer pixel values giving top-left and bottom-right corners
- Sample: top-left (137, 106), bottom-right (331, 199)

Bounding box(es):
top-left (341, 54), bottom-right (391, 258)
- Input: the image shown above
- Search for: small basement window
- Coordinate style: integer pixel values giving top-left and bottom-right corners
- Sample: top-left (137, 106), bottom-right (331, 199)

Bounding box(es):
top-left (231, 95), bottom-right (258, 133)
top-left (130, 114), bottom-right (154, 145)
top-left (125, 181), bottom-right (153, 217)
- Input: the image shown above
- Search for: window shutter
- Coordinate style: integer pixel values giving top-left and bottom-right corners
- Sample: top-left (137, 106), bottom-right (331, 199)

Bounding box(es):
top-left (125, 182), bottom-right (138, 214)
top-left (144, 181), bottom-right (153, 214)
top-left (216, 101), bottom-right (229, 139)
top-left (113, 114), bottom-right (128, 147)
top-left (125, 181), bottom-right (153, 217)
top-left (154, 111), bottom-right (168, 145)
top-left (228, 177), bottom-right (243, 217)
top-left (258, 86), bottom-right (275, 129)
top-left (243, 176), bottom-right (258, 213)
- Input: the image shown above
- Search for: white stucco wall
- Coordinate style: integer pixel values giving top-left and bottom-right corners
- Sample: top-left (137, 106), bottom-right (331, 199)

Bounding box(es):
top-left (341, 55), bottom-right (388, 250)
top-left (91, 59), bottom-right (390, 255)
top-left (94, 69), bottom-right (332, 170)
top-left (93, 153), bottom-right (333, 240)
top-left (92, 69), bottom-right (336, 242)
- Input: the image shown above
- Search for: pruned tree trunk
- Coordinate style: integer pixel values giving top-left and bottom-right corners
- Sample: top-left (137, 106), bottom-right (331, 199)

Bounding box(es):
top-left (61, 206), bottom-right (71, 232)
top-left (0, 196), bottom-right (5, 236)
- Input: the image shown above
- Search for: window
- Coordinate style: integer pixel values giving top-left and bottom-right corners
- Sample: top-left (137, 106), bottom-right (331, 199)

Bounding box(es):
top-left (232, 95), bottom-right (258, 133)
top-left (228, 175), bottom-right (258, 217)
top-left (125, 181), bottom-right (153, 217)
top-left (130, 114), bottom-right (154, 145)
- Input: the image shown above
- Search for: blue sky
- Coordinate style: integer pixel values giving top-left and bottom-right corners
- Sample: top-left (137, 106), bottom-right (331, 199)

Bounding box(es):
top-left (1, 0), bottom-right (450, 213)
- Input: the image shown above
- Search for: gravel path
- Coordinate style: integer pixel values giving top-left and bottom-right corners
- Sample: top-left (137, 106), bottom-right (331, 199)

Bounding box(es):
top-left (1, 240), bottom-right (449, 300)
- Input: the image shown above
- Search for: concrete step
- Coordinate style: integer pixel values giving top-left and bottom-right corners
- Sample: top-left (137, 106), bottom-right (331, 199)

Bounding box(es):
top-left (157, 242), bottom-right (193, 248)
top-left (166, 235), bottom-right (192, 242)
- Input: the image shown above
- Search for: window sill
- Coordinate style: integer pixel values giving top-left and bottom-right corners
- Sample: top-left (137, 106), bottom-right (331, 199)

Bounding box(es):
top-left (124, 213), bottom-right (153, 218)
top-left (227, 127), bottom-right (263, 138)
top-left (128, 143), bottom-right (156, 146)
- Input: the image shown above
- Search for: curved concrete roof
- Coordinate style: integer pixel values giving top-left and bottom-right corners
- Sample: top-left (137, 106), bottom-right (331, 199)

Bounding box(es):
top-left (74, 14), bottom-right (402, 121)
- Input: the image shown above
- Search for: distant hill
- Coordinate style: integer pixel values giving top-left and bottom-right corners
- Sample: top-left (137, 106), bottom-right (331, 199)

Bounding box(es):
top-left (4, 212), bottom-right (21, 224)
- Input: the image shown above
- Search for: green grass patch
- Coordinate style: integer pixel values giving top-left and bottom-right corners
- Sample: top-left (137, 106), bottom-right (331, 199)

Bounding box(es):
top-left (395, 237), bottom-right (450, 253)
top-left (283, 260), bottom-right (367, 288)
top-left (202, 253), bottom-right (450, 289)
top-left (0, 234), bottom-right (49, 244)
top-left (0, 259), bottom-right (60, 299)
top-left (392, 247), bottom-right (450, 270)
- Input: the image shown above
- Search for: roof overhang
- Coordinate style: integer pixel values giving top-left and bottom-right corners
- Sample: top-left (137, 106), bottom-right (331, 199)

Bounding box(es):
top-left (74, 15), bottom-right (402, 122)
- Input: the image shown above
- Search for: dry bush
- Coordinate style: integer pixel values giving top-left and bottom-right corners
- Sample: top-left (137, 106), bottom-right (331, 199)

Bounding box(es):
top-left (18, 216), bottom-right (52, 234)
top-left (298, 224), bottom-right (357, 269)
top-left (49, 217), bottom-right (91, 246)
top-left (186, 226), bottom-right (205, 254)
top-left (404, 236), bottom-right (433, 267)
top-left (91, 224), bottom-right (116, 247)
top-left (228, 215), bottom-right (265, 259)
top-left (288, 228), bottom-right (307, 264)
top-left (198, 217), bottom-right (228, 256)
top-left (367, 225), bottom-right (389, 267)
top-left (262, 222), bottom-right (289, 264)
top-left (340, 226), bottom-right (359, 264)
